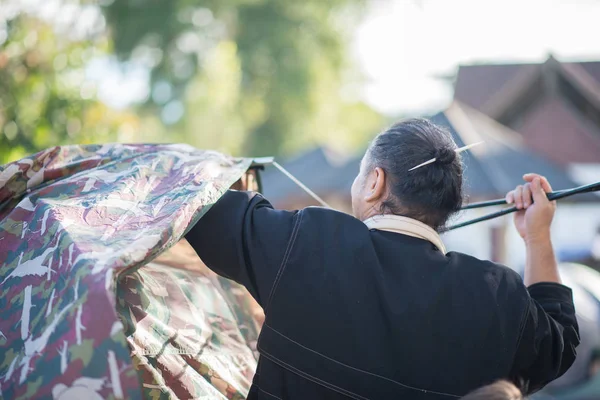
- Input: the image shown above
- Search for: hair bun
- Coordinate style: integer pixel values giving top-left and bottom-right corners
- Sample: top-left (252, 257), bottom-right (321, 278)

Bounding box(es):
top-left (435, 147), bottom-right (456, 165)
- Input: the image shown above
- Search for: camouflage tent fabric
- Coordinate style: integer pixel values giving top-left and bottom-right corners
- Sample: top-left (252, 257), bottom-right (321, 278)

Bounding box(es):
top-left (0, 144), bottom-right (259, 399)
top-left (118, 240), bottom-right (261, 400)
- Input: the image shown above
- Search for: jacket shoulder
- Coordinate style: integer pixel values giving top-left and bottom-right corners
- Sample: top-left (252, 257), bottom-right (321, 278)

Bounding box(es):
top-left (300, 206), bottom-right (366, 227)
top-left (447, 251), bottom-right (525, 289)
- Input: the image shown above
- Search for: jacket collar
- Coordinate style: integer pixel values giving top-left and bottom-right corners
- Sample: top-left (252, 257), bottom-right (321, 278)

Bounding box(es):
top-left (363, 214), bottom-right (447, 254)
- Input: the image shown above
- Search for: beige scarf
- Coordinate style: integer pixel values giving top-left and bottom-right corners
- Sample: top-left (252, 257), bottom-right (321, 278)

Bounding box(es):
top-left (363, 215), bottom-right (447, 254)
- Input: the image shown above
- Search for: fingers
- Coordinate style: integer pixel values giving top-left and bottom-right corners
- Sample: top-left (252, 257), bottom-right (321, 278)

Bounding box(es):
top-left (522, 183), bottom-right (532, 208)
top-left (508, 173), bottom-right (553, 208)
top-left (514, 185), bottom-right (524, 209)
top-left (531, 177), bottom-right (550, 205)
top-left (523, 173), bottom-right (542, 182)
top-left (523, 173), bottom-right (553, 192)
top-left (508, 183), bottom-right (536, 209)
top-left (540, 177), bottom-right (552, 193)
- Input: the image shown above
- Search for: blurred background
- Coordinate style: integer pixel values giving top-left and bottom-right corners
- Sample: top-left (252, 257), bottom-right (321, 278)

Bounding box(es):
top-left (2, 0), bottom-right (600, 398)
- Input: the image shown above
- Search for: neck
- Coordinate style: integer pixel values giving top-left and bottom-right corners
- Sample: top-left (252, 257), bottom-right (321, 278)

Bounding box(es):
top-left (361, 207), bottom-right (434, 230)
top-left (360, 207), bottom-right (382, 222)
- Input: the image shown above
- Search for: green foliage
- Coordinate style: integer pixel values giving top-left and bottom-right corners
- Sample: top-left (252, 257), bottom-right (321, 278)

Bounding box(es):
top-left (0, 11), bottom-right (138, 164)
top-left (101, 0), bottom-right (383, 157)
top-left (1, 0), bottom-right (384, 164)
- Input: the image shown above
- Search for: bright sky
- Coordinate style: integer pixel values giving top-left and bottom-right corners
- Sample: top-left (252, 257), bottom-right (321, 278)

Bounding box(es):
top-left (88, 0), bottom-right (600, 116)
top-left (353, 0), bottom-right (600, 115)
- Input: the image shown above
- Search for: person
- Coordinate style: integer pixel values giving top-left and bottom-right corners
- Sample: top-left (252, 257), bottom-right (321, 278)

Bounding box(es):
top-left (185, 119), bottom-right (579, 399)
top-left (460, 380), bottom-right (523, 400)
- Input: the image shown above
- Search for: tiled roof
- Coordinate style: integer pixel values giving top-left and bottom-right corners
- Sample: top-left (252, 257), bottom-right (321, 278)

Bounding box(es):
top-left (454, 58), bottom-right (600, 116)
top-left (453, 57), bottom-right (600, 164)
top-left (261, 102), bottom-right (594, 206)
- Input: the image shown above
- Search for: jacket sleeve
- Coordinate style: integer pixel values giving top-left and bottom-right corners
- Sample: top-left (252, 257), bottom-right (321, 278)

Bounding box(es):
top-left (185, 190), bottom-right (298, 308)
top-left (510, 282), bottom-right (580, 393)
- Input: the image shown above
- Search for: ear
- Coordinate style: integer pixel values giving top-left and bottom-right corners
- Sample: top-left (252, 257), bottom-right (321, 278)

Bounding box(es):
top-left (364, 167), bottom-right (386, 202)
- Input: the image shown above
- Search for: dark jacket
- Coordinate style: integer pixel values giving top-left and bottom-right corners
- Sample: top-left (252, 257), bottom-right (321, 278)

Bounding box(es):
top-left (186, 191), bottom-right (580, 399)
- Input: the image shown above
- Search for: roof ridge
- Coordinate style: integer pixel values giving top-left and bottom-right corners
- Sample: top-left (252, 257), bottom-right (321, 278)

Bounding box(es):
top-left (444, 102), bottom-right (512, 194)
top-left (279, 146), bottom-right (329, 166)
top-left (444, 102), bottom-right (484, 147)
top-left (455, 101), bottom-right (525, 152)
top-left (480, 65), bottom-right (542, 119)
top-left (553, 96), bottom-right (600, 149)
top-left (558, 62), bottom-right (600, 111)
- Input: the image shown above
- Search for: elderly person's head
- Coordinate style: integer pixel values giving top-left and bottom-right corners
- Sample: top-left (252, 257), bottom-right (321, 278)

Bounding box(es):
top-left (461, 380), bottom-right (523, 400)
top-left (351, 118), bottom-right (463, 230)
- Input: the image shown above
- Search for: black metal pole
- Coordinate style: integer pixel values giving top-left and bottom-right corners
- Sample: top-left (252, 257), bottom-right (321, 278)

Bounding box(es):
top-left (460, 182), bottom-right (600, 210)
top-left (445, 181), bottom-right (600, 231)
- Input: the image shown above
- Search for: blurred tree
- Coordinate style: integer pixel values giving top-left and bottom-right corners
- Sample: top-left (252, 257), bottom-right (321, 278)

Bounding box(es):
top-left (1, 0), bottom-right (384, 164)
top-left (0, 8), bottom-right (138, 164)
top-left (102, 0), bottom-right (383, 157)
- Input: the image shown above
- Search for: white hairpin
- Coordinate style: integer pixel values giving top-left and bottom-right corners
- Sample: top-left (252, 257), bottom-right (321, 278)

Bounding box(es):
top-left (408, 141), bottom-right (484, 172)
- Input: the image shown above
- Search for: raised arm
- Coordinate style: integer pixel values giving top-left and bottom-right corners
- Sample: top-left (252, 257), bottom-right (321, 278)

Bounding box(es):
top-left (505, 173), bottom-right (560, 285)
top-left (185, 190), bottom-right (298, 307)
top-left (506, 174), bottom-right (580, 392)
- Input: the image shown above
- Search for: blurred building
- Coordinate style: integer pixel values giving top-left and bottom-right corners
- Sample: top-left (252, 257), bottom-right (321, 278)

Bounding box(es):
top-left (450, 55), bottom-right (600, 267)
top-left (454, 56), bottom-right (600, 165)
top-left (262, 56), bottom-right (600, 268)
